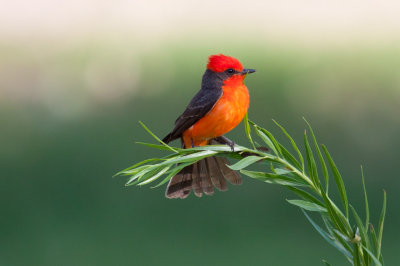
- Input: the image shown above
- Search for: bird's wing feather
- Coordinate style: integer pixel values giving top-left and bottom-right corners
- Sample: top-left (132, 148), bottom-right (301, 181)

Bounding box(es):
top-left (162, 87), bottom-right (222, 143)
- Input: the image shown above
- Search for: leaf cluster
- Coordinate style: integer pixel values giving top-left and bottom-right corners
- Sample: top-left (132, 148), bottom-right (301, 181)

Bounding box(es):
top-left (116, 117), bottom-right (386, 265)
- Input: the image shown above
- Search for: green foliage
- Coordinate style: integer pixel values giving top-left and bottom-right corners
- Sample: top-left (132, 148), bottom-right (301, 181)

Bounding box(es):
top-left (116, 118), bottom-right (386, 265)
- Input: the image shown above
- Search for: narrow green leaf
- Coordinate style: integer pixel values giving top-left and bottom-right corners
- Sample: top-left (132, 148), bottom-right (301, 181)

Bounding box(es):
top-left (320, 190), bottom-right (351, 236)
top-left (239, 169), bottom-right (270, 181)
top-left (330, 230), bottom-right (355, 263)
top-left (377, 190), bottom-right (386, 261)
top-left (158, 150), bottom-right (217, 166)
top-left (330, 201), bottom-right (353, 235)
top-left (139, 121), bottom-right (178, 153)
top-left (264, 167), bottom-right (308, 185)
top-left (323, 218), bottom-right (353, 255)
top-left (252, 125), bottom-right (279, 156)
top-left (302, 209), bottom-right (353, 259)
top-left (125, 165), bottom-right (154, 185)
top-left (358, 244), bottom-right (368, 266)
top-left (131, 165), bottom-right (171, 186)
top-left (362, 245), bottom-right (383, 266)
top-left (322, 144), bottom-right (349, 218)
top-left (136, 142), bottom-right (182, 152)
top-left (270, 162), bottom-right (276, 173)
top-left (278, 143), bottom-right (302, 170)
top-left (151, 162), bottom-right (193, 188)
top-left (273, 167), bottom-right (292, 175)
top-left (118, 163), bottom-right (155, 176)
top-left (244, 113), bottom-right (256, 149)
top-left (304, 131), bottom-right (320, 188)
top-left (380, 253), bottom-right (385, 265)
top-left (240, 170), bottom-right (307, 187)
top-left (273, 119), bottom-right (304, 171)
top-left (138, 166), bottom-right (170, 186)
top-left (353, 243), bottom-right (361, 266)
top-left (304, 118), bottom-right (329, 193)
top-left (287, 199), bottom-right (327, 212)
top-left (249, 120), bottom-right (282, 157)
top-left (332, 228), bottom-right (351, 242)
top-left (322, 216), bottom-right (335, 237)
top-left (115, 158), bottom-right (170, 176)
top-left (264, 176), bottom-right (307, 187)
top-left (284, 186), bottom-right (324, 206)
top-left (282, 171), bottom-right (310, 186)
top-left (227, 155), bottom-right (262, 170)
top-left (360, 166), bottom-right (370, 230)
top-left (369, 225), bottom-right (379, 257)
top-left (322, 259), bottom-right (332, 266)
top-left (184, 145), bottom-right (245, 153)
top-left (350, 205), bottom-right (371, 251)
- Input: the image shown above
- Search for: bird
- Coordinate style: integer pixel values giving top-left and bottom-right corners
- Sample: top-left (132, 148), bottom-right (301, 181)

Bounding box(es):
top-left (162, 54), bottom-right (256, 199)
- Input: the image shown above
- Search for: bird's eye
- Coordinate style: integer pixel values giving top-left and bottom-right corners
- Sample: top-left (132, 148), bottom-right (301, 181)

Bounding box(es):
top-left (226, 68), bottom-right (235, 74)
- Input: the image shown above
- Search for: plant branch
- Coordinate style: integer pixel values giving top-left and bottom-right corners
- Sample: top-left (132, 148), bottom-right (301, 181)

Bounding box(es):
top-left (116, 118), bottom-right (386, 265)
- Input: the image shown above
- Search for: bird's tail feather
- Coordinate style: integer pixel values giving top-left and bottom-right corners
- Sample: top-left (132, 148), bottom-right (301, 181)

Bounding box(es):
top-left (165, 156), bottom-right (241, 199)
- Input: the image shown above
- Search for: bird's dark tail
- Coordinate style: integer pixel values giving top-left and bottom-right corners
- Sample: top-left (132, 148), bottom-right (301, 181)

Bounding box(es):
top-left (165, 156), bottom-right (241, 199)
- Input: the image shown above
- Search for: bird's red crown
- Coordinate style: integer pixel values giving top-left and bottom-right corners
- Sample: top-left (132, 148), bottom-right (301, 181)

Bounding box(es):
top-left (207, 54), bottom-right (243, 73)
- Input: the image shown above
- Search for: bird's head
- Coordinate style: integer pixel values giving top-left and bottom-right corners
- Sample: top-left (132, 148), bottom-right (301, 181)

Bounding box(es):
top-left (206, 54), bottom-right (256, 79)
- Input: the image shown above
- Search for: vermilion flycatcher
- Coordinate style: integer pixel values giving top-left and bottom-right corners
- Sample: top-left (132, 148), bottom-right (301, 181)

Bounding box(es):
top-left (162, 54), bottom-right (255, 199)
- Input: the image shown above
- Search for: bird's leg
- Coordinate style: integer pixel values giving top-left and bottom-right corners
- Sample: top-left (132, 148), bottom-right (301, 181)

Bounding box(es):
top-left (214, 136), bottom-right (235, 152)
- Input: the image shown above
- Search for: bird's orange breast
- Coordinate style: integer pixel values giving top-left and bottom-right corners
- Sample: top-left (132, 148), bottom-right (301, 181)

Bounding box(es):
top-left (182, 75), bottom-right (249, 148)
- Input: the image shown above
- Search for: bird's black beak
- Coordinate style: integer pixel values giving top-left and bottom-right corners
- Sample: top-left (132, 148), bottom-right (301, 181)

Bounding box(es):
top-left (241, 69), bottom-right (256, 75)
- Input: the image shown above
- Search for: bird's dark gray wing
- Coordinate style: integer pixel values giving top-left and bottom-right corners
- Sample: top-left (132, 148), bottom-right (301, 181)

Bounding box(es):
top-left (162, 87), bottom-right (222, 143)
top-left (162, 69), bottom-right (226, 143)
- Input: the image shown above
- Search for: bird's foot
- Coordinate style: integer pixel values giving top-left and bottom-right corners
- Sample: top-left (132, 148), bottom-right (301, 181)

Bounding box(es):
top-left (214, 136), bottom-right (235, 152)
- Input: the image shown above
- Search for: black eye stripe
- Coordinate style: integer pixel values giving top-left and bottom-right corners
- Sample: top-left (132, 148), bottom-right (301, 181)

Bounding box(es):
top-left (226, 68), bottom-right (235, 74)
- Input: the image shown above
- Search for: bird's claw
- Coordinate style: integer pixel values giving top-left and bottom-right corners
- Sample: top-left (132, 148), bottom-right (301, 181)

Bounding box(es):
top-left (227, 141), bottom-right (235, 152)
top-left (214, 136), bottom-right (235, 152)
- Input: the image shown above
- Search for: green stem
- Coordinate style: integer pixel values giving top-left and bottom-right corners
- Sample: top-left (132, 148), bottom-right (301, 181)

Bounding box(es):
top-left (276, 156), bottom-right (354, 238)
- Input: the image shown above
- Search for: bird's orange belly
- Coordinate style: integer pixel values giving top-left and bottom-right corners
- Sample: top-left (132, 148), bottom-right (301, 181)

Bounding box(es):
top-left (182, 84), bottom-right (249, 148)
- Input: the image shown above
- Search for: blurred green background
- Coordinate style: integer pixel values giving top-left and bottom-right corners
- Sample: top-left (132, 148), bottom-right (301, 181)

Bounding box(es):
top-left (1, 1), bottom-right (400, 265)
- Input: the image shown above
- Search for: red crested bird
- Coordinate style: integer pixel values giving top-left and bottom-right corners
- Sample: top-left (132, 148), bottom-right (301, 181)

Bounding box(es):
top-left (162, 54), bottom-right (255, 199)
